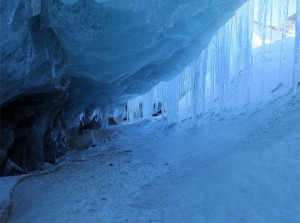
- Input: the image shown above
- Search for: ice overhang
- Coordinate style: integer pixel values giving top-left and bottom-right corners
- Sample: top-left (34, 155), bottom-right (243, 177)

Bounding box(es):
top-left (46, 0), bottom-right (246, 100)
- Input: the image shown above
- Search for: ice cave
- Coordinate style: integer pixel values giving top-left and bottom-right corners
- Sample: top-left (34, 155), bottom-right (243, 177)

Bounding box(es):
top-left (0, 0), bottom-right (299, 222)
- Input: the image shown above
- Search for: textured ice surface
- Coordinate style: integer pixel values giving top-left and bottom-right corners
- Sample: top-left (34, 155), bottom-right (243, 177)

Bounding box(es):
top-left (0, 0), bottom-right (68, 104)
top-left (47, 0), bottom-right (246, 105)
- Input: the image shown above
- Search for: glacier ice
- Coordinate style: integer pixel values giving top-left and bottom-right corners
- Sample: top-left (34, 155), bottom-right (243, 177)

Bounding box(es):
top-left (125, 0), bottom-right (299, 123)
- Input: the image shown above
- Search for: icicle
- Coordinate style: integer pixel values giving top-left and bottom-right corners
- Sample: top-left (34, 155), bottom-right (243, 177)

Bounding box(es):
top-left (78, 112), bottom-right (85, 127)
top-left (127, 96), bottom-right (143, 122)
top-left (268, 0), bottom-right (274, 51)
top-left (102, 106), bottom-right (109, 127)
top-left (208, 37), bottom-right (216, 111)
top-left (293, 0), bottom-right (300, 95)
top-left (245, 0), bottom-right (254, 104)
top-left (142, 92), bottom-right (153, 120)
top-left (89, 108), bottom-right (100, 121)
top-left (279, 0), bottom-right (290, 80)
top-left (191, 59), bottom-right (201, 120)
top-left (165, 77), bottom-right (180, 123)
top-left (257, 0), bottom-right (269, 97)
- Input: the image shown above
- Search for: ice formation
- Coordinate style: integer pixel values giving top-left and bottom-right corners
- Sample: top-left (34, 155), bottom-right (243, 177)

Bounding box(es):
top-left (294, 0), bottom-right (300, 95)
top-left (125, 0), bottom-right (299, 123)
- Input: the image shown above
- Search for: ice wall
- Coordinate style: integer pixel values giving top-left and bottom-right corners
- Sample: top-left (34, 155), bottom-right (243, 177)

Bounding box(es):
top-left (126, 0), bottom-right (299, 123)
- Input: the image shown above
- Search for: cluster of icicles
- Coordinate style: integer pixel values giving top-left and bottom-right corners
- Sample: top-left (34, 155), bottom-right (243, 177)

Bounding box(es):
top-left (124, 0), bottom-right (299, 123)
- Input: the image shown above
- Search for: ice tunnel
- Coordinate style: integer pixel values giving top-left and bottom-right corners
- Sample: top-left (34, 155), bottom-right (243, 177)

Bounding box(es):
top-left (0, 0), bottom-right (300, 222)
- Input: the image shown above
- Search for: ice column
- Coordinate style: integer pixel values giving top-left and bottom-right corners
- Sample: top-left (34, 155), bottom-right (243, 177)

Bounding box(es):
top-left (126, 96), bottom-right (143, 122)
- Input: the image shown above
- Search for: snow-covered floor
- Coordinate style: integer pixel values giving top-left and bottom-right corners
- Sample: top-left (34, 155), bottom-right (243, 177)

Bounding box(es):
top-left (5, 89), bottom-right (300, 223)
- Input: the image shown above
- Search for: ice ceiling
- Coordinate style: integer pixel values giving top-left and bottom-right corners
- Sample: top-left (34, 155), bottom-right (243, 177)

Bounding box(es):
top-left (1, 0), bottom-right (246, 113)
top-left (55, 0), bottom-right (252, 125)
top-left (52, 0), bottom-right (245, 84)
